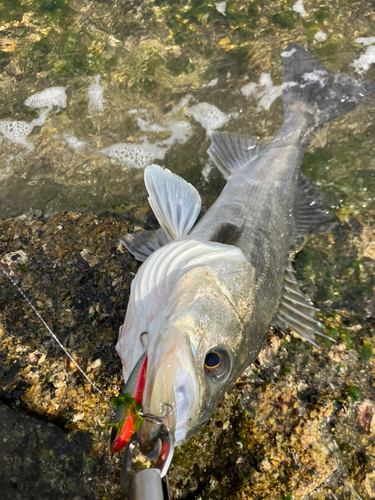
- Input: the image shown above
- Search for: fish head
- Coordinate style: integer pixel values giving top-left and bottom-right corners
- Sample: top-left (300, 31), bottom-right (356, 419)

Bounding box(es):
top-left (137, 257), bottom-right (255, 453)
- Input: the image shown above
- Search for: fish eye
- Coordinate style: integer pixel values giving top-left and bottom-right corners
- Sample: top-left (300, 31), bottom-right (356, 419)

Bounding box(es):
top-left (205, 351), bottom-right (221, 369)
top-left (204, 348), bottom-right (231, 383)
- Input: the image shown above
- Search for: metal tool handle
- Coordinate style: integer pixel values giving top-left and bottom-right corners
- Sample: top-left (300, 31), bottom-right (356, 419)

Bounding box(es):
top-left (120, 433), bottom-right (172, 500)
top-left (130, 469), bottom-right (168, 500)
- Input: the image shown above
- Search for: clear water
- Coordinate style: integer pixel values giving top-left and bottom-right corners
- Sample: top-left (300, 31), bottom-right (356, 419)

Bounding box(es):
top-left (1, 0), bottom-right (374, 223)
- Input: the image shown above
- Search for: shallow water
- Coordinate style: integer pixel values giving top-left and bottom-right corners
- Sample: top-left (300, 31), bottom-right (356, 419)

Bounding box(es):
top-left (1, 0), bottom-right (375, 499)
top-left (1, 0), bottom-right (374, 222)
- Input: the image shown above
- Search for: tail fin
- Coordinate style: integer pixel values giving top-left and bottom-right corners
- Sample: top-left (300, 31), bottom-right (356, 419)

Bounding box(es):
top-left (282, 43), bottom-right (374, 127)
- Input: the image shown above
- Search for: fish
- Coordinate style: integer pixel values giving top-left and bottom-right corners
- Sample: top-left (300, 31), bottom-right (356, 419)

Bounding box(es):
top-left (115, 43), bottom-right (374, 454)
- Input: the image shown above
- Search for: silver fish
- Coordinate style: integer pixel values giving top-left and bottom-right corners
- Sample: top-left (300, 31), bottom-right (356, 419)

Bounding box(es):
top-left (116, 44), bottom-right (373, 453)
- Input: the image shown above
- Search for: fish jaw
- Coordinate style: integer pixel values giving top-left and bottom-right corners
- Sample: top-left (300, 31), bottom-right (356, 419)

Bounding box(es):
top-left (137, 332), bottom-right (200, 453)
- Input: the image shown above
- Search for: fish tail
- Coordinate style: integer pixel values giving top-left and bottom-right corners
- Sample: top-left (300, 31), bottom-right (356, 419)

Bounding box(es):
top-left (282, 43), bottom-right (375, 128)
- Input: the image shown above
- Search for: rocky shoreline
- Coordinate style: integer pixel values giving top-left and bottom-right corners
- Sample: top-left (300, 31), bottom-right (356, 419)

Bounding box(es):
top-left (0, 210), bottom-right (374, 499)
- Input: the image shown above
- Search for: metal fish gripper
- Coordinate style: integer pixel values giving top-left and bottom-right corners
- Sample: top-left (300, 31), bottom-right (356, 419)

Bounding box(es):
top-left (120, 422), bottom-right (174, 500)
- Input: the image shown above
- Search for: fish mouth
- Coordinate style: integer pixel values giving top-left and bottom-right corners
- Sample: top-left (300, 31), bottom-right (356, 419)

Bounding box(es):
top-left (137, 333), bottom-right (200, 453)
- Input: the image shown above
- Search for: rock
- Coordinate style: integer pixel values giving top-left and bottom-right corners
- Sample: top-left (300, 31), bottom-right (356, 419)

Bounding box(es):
top-left (357, 400), bottom-right (375, 434)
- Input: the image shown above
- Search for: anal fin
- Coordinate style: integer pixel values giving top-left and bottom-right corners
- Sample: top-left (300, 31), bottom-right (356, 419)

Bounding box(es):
top-left (293, 173), bottom-right (337, 241)
top-left (274, 259), bottom-right (332, 346)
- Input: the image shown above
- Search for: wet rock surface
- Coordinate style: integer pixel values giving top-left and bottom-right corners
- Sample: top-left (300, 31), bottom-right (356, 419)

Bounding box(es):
top-left (0, 403), bottom-right (97, 500)
top-left (0, 210), bottom-right (374, 499)
top-left (0, 211), bottom-right (135, 500)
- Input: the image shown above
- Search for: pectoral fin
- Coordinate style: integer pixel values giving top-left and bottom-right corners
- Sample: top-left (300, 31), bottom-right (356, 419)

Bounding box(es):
top-left (208, 221), bottom-right (245, 245)
top-left (145, 164), bottom-right (201, 240)
top-left (274, 259), bottom-right (333, 346)
top-left (121, 227), bottom-right (169, 262)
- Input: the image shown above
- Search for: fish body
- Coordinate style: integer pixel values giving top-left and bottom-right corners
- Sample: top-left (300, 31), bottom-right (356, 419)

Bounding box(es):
top-left (116, 44), bottom-right (373, 452)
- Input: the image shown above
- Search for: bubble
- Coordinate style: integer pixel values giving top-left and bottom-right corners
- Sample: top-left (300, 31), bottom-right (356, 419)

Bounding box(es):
top-left (314, 31), bottom-right (327, 42)
top-left (292, 0), bottom-right (307, 17)
top-left (24, 87), bottom-right (67, 110)
top-left (352, 44), bottom-right (375, 74)
top-left (241, 73), bottom-right (297, 112)
top-left (101, 110), bottom-right (192, 169)
top-left (62, 133), bottom-right (86, 152)
top-left (0, 87), bottom-right (67, 151)
top-left (186, 102), bottom-right (229, 133)
top-left (87, 75), bottom-right (104, 114)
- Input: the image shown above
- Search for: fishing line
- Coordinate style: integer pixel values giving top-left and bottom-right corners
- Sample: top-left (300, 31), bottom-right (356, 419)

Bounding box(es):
top-left (1, 267), bottom-right (113, 408)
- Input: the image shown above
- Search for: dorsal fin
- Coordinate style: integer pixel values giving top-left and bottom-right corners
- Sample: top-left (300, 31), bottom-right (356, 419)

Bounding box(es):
top-left (144, 164), bottom-right (201, 241)
top-left (208, 132), bottom-right (260, 179)
top-left (274, 259), bottom-right (333, 346)
top-left (208, 221), bottom-right (245, 245)
top-left (293, 174), bottom-right (336, 241)
top-left (121, 227), bottom-right (169, 262)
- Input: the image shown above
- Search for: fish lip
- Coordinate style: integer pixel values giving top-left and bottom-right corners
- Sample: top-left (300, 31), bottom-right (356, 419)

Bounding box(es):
top-left (140, 332), bottom-right (200, 448)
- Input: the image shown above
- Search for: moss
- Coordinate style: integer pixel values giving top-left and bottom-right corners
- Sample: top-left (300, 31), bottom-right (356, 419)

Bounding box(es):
top-left (270, 11), bottom-right (297, 30)
top-left (166, 55), bottom-right (191, 76)
top-left (346, 386), bottom-right (362, 403)
top-left (361, 342), bottom-right (373, 363)
top-left (313, 6), bottom-right (331, 22)
top-left (283, 494), bottom-right (293, 500)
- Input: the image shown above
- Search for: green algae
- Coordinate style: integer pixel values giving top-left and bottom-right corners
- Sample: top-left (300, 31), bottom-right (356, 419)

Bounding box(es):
top-left (361, 342), bottom-right (374, 363)
top-left (347, 386), bottom-right (362, 403)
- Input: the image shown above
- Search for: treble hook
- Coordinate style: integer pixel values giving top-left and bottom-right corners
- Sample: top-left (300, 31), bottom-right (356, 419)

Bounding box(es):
top-left (139, 403), bottom-right (174, 425)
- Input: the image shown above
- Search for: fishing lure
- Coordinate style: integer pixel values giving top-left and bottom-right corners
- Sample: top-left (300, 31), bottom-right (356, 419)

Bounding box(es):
top-left (110, 352), bottom-right (148, 453)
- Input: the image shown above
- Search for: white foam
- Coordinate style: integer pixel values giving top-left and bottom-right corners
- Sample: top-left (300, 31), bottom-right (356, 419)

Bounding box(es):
top-left (202, 162), bottom-right (213, 182)
top-left (166, 120), bottom-right (192, 144)
top-left (352, 44), bottom-right (375, 74)
top-left (0, 120), bottom-right (37, 151)
top-left (165, 95), bottom-right (192, 117)
top-left (314, 31), bottom-right (327, 42)
top-left (88, 75), bottom-right (104, 114)
top-left (0, 108), bottom-right (50, 152)
top-left (101, 140), bottom-right (166, 169)
top-left (24, 87), bottom-right (67, 110)
top-left (62, 133), bottom-right (86, 151)
top-left (355, 37), bottom-right (375, 46)
top-left (0, 87), bottom-right (66, 152)
top-left (186, 102), bottom-right (229, 133)
top-left (215, 1), bottom-right (226, 15)
top-left (240, 81), bottom-right (258, 99)
top-left (302, 69), bottom-right (328, 87)
top-left (202, 78), bottom-right (219, 88)
top-left (137, 116), bottom-right (169, 133)
top-left (128, 108), bottom-right (147, 114)
top-left (292, 0), bottom-right (307, 17)
top-left (101, 116), bottom-right (192, 169)
top-left (241, 73), bottom-right (296, 112)
top-left (281, 48), bottom-right (297, 58)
